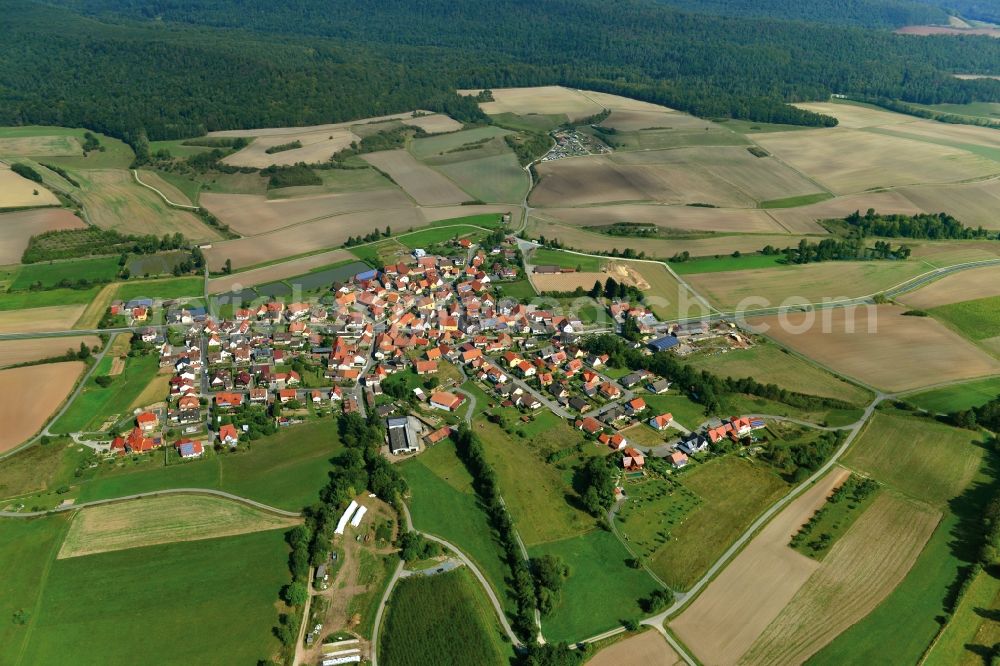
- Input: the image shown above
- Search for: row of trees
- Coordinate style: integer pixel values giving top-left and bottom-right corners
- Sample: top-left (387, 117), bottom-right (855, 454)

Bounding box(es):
top-left (581, 334), bottom-right (854, 416)
top-left (948, 396), bottom-right (1000, 432)
top-left (843, 210), bottom-right (994, 240)
top-left (451, 424), bottom-right (538, 640)
top-left (781, 237), bottom-right (911, 265)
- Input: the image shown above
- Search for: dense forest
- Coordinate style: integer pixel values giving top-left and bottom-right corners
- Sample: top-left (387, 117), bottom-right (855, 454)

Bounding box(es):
top-left (3, 0), bottom-right (1000, 151)
top-left (650, 0), bottom-right (948, 28)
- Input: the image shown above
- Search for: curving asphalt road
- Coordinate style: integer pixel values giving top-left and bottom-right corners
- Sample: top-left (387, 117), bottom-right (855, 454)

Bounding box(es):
top-left (0, 487), bottom-right (303, 519)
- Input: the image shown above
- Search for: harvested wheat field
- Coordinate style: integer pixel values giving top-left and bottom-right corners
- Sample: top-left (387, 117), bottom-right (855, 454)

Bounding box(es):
top-left (463, 86), bottom-right (604, 120)
top-left (204, 207), bottom-right (427, 270)
top-left (532, 271), bottom-right (610, 292)
top-left (222, 128), bottom-right (359, 168)
top-left (690, 261), bottom-right (931, 310)
top-left (58, 494), bottom-right (300, 559)
top-left (108, 356), bottom-right (125, 376)
top-left (586, 630), bottom-right (683, 666)
top-left (539, 204), bottom-right (788, 234)
top-left (77, 169), bottom-right (219, 241)
top-left (897, 179), bottom-right (1000, 230)
top-left (206, 112), bottom-right (420, 138)
top-left (577, 90), bottom-right (675, 113)
top-left (0, 361), bottom-right (85, 452)
top-left (0, 134), bottom-right (82, 157)
top-left (0, 208), bottom-right (86, 264)
top-left (794, 102), bottom-right (917, 129)
top-left (766, 190), bottom-right (925, 234)
top-left (0, 304), bottom-right (87, 334)
top-left (741, 494), bottom-right (940, 665)
top-left (362, 150), bottom-right (471, 205)
top-left (751, 306), bottom-right (1000, 392)
top-left (602, 108), bottom-right (715, 132)
top-left (612, 147), bottom-right (825, 204)
top-left (0, 165), bottom-right (60, 208)
top-left (899, 265), bottom-right (1000, 309)
top-left (531, 156), bottom-right (754, 208)
top-left (753, 128), bottom-right (1000, 195)
top-left (898, 24), bottom-right (1000, 36)
top-left (208, 248), bottom-right (355, 293)
top-left (671, 468), bottom-right (849, 666)
top-left (201, 190), bottom-right (411, 236)
top-left (0, 336), bottom-right (99, 368)
top-left (406, 114), bottom-right (463, 134)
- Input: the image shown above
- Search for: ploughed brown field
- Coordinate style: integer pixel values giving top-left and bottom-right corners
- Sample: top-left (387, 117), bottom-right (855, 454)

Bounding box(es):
top-left (671, 467), bottom-right (849, 666)
top-left (899, 264), bottom-right (1000, 309)
top-left (0, 361), bottom-right (85, 453)
top-left (204, 207), bottom-right (428, 270)
top-left (526, 217), bottom-right (809, 259)
top-left (201, 189), bottom-right (412, 236)
top-left (0, 208), bottom-right (87, 265)
top-left (0, 336), bottom-right (99, 368)
top-left (537, 205), bottom-right (791, 234)
top-left (750, 306), bottom-right (1000, 391)
top-left (586, 630), bottom-right (683, 666)
top-left (530, 156), bottom-right (755, 208)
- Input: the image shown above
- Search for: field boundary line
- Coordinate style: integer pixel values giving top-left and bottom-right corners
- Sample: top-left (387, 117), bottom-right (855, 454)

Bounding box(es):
top-left (0, 487), bottom-right (303, 519)
top-left (131, 169), bottom-right (200, 210)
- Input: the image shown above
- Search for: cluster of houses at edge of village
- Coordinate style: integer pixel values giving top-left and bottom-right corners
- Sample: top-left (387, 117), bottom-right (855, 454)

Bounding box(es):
top-left (104, 234), bottom-right (764, 475)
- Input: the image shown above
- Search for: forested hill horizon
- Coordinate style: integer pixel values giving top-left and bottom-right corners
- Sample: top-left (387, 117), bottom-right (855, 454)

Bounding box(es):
top-left (4, 0), bottom-right (1000, 152)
